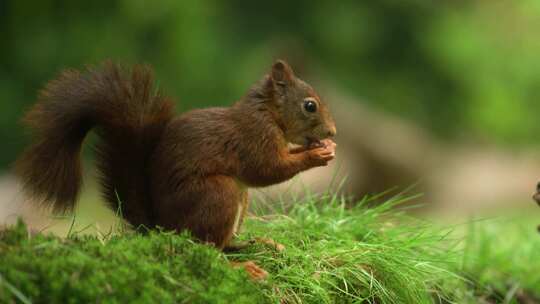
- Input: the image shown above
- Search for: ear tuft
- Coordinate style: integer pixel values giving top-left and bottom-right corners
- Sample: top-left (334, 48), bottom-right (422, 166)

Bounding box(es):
top-left (271, 59), bottom-right (295, 86)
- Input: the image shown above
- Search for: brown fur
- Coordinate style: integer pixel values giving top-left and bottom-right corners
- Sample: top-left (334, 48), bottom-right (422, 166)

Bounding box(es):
top-left (14, 60), bottom-right (336, 249)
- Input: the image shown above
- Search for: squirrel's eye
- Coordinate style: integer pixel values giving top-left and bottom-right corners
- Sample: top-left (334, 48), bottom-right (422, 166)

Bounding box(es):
top-left (303, 100), bottom-right (318, 113)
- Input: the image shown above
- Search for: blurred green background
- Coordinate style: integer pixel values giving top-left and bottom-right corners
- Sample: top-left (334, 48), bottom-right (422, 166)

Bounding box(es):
top-left (2, 4), bottom-right (539, 301)
top-left (1, 0), bottom-right (540, 170)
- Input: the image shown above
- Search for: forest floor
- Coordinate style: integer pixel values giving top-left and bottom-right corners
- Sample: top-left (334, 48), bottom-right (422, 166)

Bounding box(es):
top-left (0, 192), bottom-right (539, 303)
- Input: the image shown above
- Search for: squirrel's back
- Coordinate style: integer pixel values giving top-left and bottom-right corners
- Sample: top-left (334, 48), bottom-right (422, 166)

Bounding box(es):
top-left (15, 62), bottom-right (174, 227)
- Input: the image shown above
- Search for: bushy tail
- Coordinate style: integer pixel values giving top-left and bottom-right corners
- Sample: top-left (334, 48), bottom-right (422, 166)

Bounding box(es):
top-left (15, 62), bottom-right (174, 227)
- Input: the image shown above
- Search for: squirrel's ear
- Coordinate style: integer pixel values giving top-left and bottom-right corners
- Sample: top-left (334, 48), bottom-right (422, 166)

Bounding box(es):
top-left (270, 60), bottom-right (295, 87)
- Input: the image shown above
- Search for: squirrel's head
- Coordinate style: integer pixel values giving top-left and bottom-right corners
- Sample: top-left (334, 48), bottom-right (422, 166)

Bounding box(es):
top-left (254, 60), bottom-right (336, 147)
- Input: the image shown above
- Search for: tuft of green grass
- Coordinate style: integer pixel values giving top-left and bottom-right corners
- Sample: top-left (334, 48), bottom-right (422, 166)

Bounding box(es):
top-left (460, 217), bottom-right (540, 303)
top-left (236, 194), bottom-right (465, 304)
top-left (0, 193), bottom-right (538, 303)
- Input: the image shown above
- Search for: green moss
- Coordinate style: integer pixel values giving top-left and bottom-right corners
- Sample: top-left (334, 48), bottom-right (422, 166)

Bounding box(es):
top-left (0, 221), bottom-right (263, 303)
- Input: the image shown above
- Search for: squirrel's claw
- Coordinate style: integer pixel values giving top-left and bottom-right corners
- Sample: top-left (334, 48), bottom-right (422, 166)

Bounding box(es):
top-left (231, 261), bottom-right (269, 281)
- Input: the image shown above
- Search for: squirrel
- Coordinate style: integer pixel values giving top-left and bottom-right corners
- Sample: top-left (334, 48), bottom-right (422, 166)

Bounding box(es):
top-left (534, 182), bottom-right (540, 206)
top-left (14, 60), bottom-right (337, 254)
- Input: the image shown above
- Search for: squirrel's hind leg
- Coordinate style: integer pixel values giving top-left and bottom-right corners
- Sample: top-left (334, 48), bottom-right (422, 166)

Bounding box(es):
top-left (158, 175), bottom-right (242, 249)
top-left (157, 176), bottom-right (269, 280)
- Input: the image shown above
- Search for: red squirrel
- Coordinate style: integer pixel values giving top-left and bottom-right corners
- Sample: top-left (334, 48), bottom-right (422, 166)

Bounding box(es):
top-left (534, 182), bottom-right (540, 206)
top-left (15, 60), bottom-right (336, 270)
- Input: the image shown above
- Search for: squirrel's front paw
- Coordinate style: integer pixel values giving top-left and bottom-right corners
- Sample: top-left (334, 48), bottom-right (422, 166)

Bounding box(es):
top-left (307, 144), bottom-right (335, 167)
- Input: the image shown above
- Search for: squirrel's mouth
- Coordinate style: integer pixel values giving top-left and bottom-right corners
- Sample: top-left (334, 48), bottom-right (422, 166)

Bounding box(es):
top-left (305, 137), bottom-right (323, 148)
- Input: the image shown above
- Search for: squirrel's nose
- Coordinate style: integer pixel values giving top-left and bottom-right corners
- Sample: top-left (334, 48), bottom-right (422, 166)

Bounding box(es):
top-left (326, 126), bottom-right (337, 138)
